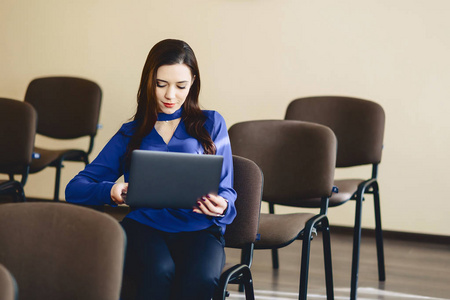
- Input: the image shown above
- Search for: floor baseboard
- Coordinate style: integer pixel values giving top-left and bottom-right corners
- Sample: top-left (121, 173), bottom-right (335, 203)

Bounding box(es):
top-left (330, 225), bottom-right (450, 245)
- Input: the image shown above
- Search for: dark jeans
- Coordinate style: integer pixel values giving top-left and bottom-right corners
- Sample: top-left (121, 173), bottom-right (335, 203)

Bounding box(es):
top-left (120, 218), bottom-right (225, 300)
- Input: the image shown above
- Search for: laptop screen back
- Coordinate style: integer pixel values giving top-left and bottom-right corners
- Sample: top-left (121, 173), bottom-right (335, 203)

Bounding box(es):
top-left (126, 150), bottom-right (223, 208)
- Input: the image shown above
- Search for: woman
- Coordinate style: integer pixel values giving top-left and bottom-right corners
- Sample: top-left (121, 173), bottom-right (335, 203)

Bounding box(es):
top-left (65, 39), bottom-right (237, 300)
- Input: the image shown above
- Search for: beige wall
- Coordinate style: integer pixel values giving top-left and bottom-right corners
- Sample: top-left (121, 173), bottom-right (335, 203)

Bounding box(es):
top-left (1, 0), bottom-right (449, 236)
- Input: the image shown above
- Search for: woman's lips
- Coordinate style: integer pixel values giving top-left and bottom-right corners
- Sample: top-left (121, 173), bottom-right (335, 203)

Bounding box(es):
top-left (164, 102), bottom-right (175, 108)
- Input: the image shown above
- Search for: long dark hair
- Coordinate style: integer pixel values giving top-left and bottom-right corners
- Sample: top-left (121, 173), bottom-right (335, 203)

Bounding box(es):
top-left (125, 39), bottom-right (215, 167)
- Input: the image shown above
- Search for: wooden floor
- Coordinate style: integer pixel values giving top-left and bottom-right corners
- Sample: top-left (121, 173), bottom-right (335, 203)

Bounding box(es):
top-left (224, 231), bottom-right (450, 300)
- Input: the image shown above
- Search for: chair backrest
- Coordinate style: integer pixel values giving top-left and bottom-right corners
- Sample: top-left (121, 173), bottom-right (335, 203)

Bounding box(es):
top-left (0, 264), bottom-right (17, 300)
top-left (24, 76), bottom-right (102, 140)
top-left (0, 98), bottom-right (37, 178)
top-left (285, 96), bottom-right (385, 168)
top-left (229, 120), bottom-right (337, 207)
top-left (0, 203), bottom-right (126, 300)
top-left (224, 155), bottom-right (263, 248)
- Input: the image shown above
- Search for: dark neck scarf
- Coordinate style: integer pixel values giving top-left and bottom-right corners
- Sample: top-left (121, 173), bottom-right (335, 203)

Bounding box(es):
top-left (157, 107), bottom-right (183, 121)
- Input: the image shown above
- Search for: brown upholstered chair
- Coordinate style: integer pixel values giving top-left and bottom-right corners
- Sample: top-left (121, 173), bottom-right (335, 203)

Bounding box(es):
top-left (0, 264), bottom-right (17, 300)
top-left (284, 96), bottom-right (386, 300)
top-left (0, 98), bottom-right (37, 202)
top-left (24, 76), bottom-right (102, 201)
top-left (228, 120), bottom-right (337, 300)
top-left (214, 155), bottom-right (263, 300)
top-left (0, 202), bottom-right (126, 300)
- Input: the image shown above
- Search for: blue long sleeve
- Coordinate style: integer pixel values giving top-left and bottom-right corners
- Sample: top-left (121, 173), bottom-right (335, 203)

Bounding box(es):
top-left (65, 110), bottom-right (237, 233)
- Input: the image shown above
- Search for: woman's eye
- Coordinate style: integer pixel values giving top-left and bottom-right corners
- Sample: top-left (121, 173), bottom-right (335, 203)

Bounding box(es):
top-left (177, 86), bottom-right (187, 89)
top-left (156, 83), bottom-right (167, 88)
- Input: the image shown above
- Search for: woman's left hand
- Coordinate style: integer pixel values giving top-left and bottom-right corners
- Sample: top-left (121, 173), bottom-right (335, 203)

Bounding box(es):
top-left (193, 194), bottom-right (228, 217)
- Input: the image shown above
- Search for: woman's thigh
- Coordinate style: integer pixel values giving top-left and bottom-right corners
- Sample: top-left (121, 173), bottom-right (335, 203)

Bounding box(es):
top-left (120, 218), bottom-right (175, 300)
top-left (169, 227), bottom-right (226, 299)
top-left (121, 218), bottom-right (175, 273)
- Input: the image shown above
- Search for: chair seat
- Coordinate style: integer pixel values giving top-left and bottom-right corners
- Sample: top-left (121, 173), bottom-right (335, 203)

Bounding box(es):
top-left (30, 147), bottom-right (87, 173)
top-left (255, 213), bottom-right (315, 249)
top-left (331, 179), bottom-right (364, 205)
top-left (292, 179), bottom-right (365, 208)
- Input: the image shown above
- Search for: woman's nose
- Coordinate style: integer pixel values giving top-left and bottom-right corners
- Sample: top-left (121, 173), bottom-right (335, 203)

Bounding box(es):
top-left (165, 86), bottom-right (175, 99)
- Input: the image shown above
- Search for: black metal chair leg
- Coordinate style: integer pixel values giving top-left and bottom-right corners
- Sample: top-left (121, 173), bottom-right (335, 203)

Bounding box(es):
top-left (83, 154), bottom-right (89, 165)
top-left (214, 274), bottom-right (229, 300)
top-left (373, 182), bottom-right (386, 281)
top-left (214, 265), bottom-right (255, 300)
top-left (299, 224), bottom-right (314, 300)
top-left (239, 249), bottom-right (246, 292)
top-left (6, 181), bottom-right (26, 202)
top-left (269, 203), bottom-right (280, 269)
top-left (321, 218), bottom-right (334, 300)
top-left (17, 183), bottom-right (26, 202)
top-left (350, 194), bottom-right (363, 300)
top-left (242, 267), bottom-right (255, 300)
top-left (53, 161), bottom-right (62, 202)
top-left (271, 249), bottom-right (279, 269)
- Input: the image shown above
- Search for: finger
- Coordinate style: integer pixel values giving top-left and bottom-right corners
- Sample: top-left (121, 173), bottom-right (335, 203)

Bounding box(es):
top-left (192, 207), bottom-right (203, 214)
top-left (112, 191), bottom-right (122, 203)
top-left (197, 200), bottom-right (216, 216)
top-left (196, 200), bottom-right (209, 215)
top-left (205, 194), bottom-right (227, 210)
top-left (196, 201), bottom-right (226, 217)
top-left (204, 194), bottom-right (218, 205)
top-left (198, 198), bottom-right (221, 215)
top-left (200, 197), bottom-right (220, 212)
top-left (115, 190), bottom-right (128, 204)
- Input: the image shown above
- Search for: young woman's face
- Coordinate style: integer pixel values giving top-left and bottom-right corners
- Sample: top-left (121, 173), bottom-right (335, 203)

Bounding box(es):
top-left (155, 64), bottom-right (194, 114)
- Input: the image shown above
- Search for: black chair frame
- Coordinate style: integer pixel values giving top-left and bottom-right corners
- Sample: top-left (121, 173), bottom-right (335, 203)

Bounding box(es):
top-left (348, 169), bottom-right (385, 299)
top-left (214, 244), bottom-right (256, 300)
top-left (48, 139), bottom-right (94, 202)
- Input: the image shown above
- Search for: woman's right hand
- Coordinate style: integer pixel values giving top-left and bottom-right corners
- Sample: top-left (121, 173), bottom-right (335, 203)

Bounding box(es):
top-left (111, 182), bottom-right (128, 205)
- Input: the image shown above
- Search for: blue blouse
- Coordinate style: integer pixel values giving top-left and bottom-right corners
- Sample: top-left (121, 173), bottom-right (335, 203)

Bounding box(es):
top-left (65, 109), bottom-right (237, 234)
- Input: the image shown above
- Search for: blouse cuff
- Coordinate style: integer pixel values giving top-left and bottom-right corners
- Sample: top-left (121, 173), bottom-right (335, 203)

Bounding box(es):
top-left (101, 181), bottom-right (116, 206)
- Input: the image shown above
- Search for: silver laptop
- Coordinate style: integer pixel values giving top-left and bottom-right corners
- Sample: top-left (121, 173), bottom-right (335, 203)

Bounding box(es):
top-left (125, 150), bottom-right (223, 208)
